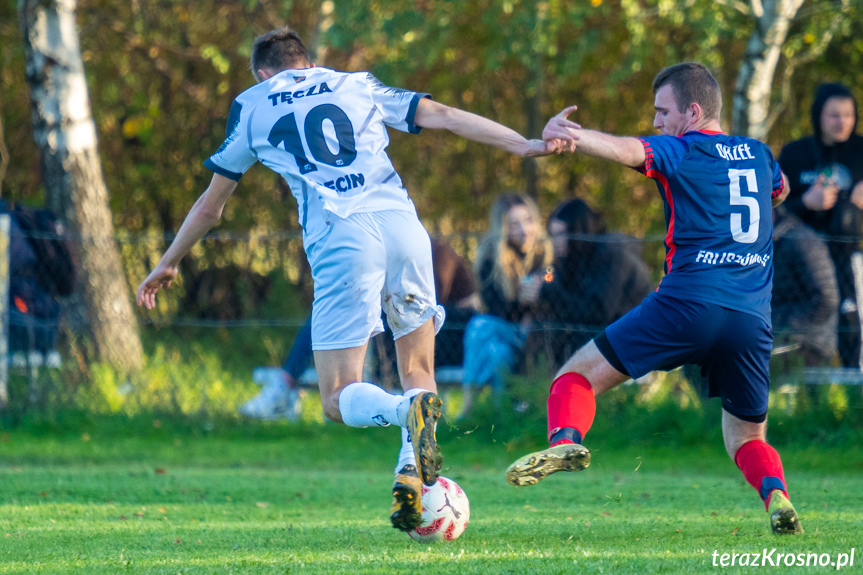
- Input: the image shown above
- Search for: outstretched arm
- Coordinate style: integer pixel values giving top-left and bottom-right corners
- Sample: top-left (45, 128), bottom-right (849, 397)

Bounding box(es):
top-left (414, 98), bottom-right (559, 157)
top-left (136, 173), bottom-right (237, 309)
top-left (543, 106), bottom-right (646, 167)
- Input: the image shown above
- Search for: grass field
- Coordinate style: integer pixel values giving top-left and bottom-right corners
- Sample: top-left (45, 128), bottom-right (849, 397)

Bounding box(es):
top-left (1, 412), bottom-right (862, 574)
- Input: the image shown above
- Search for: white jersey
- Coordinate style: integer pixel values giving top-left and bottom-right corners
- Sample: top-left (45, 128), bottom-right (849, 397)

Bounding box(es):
top-left (205, 66), bottom-right (429, 246)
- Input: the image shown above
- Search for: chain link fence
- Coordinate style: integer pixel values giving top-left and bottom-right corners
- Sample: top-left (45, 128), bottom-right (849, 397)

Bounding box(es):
top-left (3, 215), bottom-right (863, 416)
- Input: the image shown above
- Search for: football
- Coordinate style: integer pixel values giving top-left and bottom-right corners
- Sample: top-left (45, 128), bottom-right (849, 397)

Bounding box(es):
top-left (408, 476), bottom-right (470, 542)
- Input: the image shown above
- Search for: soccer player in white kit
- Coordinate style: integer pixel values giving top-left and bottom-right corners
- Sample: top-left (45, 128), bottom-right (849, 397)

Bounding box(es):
top-left (137, 29), bottom-right (558, 531)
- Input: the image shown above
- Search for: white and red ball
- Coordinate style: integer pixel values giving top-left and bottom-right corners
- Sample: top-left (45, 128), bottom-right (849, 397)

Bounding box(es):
top-left (407, 476), bottom-right (470, 542)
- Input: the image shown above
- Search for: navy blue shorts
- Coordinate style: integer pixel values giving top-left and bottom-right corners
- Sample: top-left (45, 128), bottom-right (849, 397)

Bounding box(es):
top-left (595, 292), bottom-right (772, 422)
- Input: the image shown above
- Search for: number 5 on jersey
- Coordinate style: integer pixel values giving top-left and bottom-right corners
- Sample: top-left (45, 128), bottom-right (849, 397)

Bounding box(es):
top-left (728, 168), bottom-right (759, 244)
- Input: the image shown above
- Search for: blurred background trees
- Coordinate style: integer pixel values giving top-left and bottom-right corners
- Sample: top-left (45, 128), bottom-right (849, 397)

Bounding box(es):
top-left (18, 0), bottom-right (143, 371)
top-left (1, 0), bottom-right (860, 235)
top-left (0, 0), bottom-right (860, 369)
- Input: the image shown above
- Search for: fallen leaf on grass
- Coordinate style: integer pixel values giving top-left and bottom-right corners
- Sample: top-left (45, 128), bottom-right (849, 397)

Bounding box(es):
top-left (155, 468), bottom-right (167, 475)
top-left (119, 516), bottom-right (127, 521)
top-left (176, 537), bottom-right (181, 544)
top-left (256, 502), bottom-right (269, 508)
top-left (732, 527), bottom-right (739, 535)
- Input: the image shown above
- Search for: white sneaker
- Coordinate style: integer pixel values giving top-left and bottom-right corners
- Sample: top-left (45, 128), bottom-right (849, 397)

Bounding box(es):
top-left (239, 368), bottom-right (302, 420)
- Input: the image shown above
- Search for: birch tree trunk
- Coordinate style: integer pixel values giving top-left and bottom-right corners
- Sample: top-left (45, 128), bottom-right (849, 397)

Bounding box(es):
top-left (19, 0), bottom-right (143, 371)
top-left (732, 0), bottom-right (805, 139)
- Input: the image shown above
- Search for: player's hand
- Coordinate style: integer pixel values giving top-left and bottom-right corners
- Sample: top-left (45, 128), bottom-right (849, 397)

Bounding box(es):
top-left (543, 106), bottom-right (581, 153)
top-left (851, 180), bottom-right (863, 210)
top-left (136, 262), bottom-right (179, 310)
top-left (802, 174), bottom-right (839, 211)
top-left (523, 138), bottom-right (566, 157)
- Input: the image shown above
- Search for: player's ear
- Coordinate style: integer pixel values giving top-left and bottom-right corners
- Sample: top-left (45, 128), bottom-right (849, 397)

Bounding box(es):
top-left (689, 102), bottom-right (703, 121)
top-left (257, 68), bottom-right (273, 81)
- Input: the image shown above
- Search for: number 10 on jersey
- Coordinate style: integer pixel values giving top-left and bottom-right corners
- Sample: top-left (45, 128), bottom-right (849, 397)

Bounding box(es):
top-left (268, 104), bottom-right (357, 175)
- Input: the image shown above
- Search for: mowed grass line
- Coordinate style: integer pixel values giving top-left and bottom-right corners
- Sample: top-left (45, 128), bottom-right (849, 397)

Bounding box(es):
top-left (1, 429), bottom-right (862, 574)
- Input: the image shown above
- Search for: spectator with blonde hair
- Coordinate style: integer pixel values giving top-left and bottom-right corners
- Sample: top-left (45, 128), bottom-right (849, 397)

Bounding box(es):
top-left (460, 193), bottom-right (553, 417)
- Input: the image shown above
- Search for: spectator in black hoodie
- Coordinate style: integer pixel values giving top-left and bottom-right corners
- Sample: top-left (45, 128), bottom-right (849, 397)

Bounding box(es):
top-left (537, 199), bottom-right (653, 368)
top-left (771, 205), bottom-right (839, 367)
top-left (779, 83), bottom-right (863, 367)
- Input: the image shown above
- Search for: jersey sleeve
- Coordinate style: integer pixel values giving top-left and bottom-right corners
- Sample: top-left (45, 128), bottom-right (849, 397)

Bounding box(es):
top-left (771, 154), bottom-right (784, 199)
top-left (634, 135), bottom-right (681, 180)
top-left (364, 73), bottom-right (431, 134)
top-left (203, 99), bottom-right (257, 181)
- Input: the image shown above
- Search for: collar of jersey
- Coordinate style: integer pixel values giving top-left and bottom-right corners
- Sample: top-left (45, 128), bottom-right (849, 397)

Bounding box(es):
top-left (271, 67), bottom-right (319, 81)
top-left (685, 129), bottom-right (725, 136)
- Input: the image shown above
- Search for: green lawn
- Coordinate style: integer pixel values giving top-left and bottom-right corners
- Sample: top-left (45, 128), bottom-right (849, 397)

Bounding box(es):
top-left (1, 422), bottom-right (862, 574)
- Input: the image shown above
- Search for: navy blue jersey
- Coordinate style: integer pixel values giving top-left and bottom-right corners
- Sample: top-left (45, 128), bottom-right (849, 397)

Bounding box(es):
top-left (637, 131), bottom-right (784, 323)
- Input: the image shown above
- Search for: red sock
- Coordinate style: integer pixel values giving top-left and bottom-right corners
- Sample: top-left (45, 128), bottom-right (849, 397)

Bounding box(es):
top-left (734, 440), bottom-right (789, 510)
top-left (547, 373), bottom-right (595, 446)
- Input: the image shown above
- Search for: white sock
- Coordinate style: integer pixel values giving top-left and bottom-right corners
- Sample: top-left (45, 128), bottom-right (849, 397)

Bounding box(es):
top-left (338, 382), bottom-right (404, 428)
top-left (396, 426), bottom-right (416, 473)
top-left (395, 388), bottom-right (426, 472)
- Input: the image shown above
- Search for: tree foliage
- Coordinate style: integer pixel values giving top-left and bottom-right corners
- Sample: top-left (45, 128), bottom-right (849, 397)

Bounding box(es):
top-left (0, 0), bottom-right (860, 241)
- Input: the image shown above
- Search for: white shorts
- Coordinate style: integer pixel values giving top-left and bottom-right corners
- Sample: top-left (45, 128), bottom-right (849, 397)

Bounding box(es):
top-left (305, 209), bottom-right (445, 351)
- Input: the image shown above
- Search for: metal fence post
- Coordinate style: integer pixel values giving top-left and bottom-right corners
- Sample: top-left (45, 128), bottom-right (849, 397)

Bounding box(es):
top-left (0, 214), bottom-right (9, 409)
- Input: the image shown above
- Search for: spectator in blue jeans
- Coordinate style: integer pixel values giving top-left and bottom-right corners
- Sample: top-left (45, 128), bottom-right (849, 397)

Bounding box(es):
top-left (238, 316), bottom-right (310, 420)
top-left (460, 194), bottom-right (552, 418)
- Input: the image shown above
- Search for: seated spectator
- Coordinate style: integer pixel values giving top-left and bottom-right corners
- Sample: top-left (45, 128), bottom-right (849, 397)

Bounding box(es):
top-left (779, 83), bottom-right (863, 367)
top-left (772, 205), bottom-right (839, 367)
top-left (2, 201), bottom-right (73, 365)
top-left (537, 199), bottom-right (653, 367)
top-left (239, 238), bottom-right (479, 419)
top-left (460, 194), bottom-right (552, 418)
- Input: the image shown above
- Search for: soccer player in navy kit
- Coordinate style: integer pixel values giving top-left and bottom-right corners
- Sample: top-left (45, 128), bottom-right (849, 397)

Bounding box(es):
top-left (506, 63), bottom-right (803, 534)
